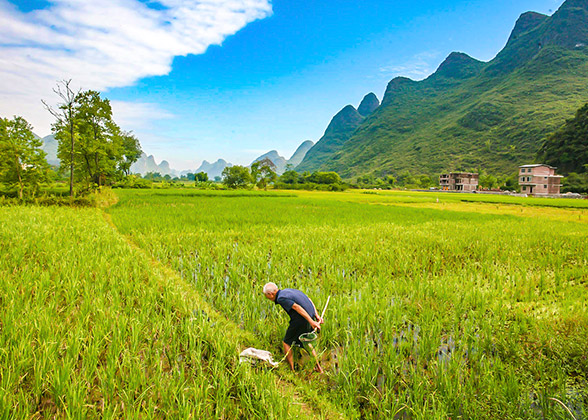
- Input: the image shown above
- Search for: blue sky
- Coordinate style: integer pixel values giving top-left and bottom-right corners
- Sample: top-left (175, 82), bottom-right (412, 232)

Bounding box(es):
top-left (0, 0), bottom-right (565, 170)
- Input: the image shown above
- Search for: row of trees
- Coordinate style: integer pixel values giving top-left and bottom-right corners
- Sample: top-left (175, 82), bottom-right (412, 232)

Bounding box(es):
top-left (279, 169), bottom-right (342, 186)
top-left (44, 80), bottom-right (142, 196)
top-left (356, 172), bottom-right (436, 190)
top-left (354, 171), bottom-right (521, 191)
top-left (221, 158), bottom-right (278, 189)
top-left (1, 81), bottom-right (142, 199)
top-left (219, 159), bottom-right (347, 190)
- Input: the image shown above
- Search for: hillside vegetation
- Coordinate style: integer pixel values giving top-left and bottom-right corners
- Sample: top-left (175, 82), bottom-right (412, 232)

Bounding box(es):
top-left (298, 0), bottom-right (588, 179)
top-left (296, 93), bottom-right (380, 173)
top-left (540, 102), bottom-right (588, 174)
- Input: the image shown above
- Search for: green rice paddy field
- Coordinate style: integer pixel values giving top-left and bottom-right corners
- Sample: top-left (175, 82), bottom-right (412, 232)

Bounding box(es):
top-left (1, 189), bottom-right (587, 419)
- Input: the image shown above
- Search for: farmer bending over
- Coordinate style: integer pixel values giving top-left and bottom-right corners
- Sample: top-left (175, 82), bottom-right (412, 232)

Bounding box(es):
top-left (263, 282), bottom-right (324, 373)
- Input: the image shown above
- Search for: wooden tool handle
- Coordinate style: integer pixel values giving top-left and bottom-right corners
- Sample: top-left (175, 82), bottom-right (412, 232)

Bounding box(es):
top-left (320, 295), bottom-right (331, 320)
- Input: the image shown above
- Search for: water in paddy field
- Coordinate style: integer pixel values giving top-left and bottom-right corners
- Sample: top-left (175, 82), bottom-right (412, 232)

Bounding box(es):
top-left (390, 323), bottom-right (587, 419)
top-left (565, 381), bottom-right (587, 420)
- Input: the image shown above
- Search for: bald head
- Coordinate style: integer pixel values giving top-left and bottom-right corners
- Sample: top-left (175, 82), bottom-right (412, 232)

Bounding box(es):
top-left (263, 282), bottom-right (278, 301)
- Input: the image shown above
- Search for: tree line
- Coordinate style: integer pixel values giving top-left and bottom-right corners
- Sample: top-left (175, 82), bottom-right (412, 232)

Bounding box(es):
top-left (0, 80), bottom-right (142, 200)
top-left (219, 159), bottom-right (348, 191)
top-left (221, 159), bottom-right (278, 189)
top-left (3, 88), bottom-right (585, 197)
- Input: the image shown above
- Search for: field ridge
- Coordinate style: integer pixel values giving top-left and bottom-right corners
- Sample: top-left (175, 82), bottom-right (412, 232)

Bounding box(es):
top-left (101, 210), bottom-right (346, 420)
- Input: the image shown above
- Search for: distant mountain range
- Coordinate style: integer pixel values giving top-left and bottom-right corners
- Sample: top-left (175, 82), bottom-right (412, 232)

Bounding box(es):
top-left (130, 153), bottom-right (173, 176)
top-left (288, 140), bottom-right (315, 168)
top-left (39, 134), bottom-right (59, 166)
top-left (250, 140), bottom-right (314, 174)
top-left (296, 0), bottom-right (588, 178)
top-left (195, 159), bottom-right (232, 179)
top-left (36, 0), bottom-right (587, 181)
top-left (120, 140), bottom-right (314, 178)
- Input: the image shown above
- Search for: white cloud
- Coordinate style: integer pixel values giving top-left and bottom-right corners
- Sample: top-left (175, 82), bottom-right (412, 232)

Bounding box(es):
top-left (379, 51), bottom-right (443, 81)
top-left (110, 100), bottom-right (174, 131)
top-left (0, 0), bottom-right (272, 135)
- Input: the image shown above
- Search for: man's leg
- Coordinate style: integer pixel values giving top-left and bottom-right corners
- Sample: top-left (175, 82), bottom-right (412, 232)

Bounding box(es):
top-left (283, 341), bottom-right (295, 371)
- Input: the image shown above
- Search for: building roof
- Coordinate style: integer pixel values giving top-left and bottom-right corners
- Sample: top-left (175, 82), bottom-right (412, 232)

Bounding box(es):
top-left (439, 172), bottom-right (478, 176)
top-left (519, 163), bottom-right (557, 169)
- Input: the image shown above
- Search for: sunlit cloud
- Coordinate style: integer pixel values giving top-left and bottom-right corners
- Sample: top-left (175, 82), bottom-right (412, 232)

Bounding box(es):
top-left (110, 100), bottom-right (174, 131)
top-left (0, 0), bottom-right (273, 135)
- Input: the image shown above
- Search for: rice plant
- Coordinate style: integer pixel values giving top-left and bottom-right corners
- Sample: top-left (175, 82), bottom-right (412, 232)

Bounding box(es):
top-left (107, 189), bottom-right (588, 419)
top-left (0, 205), bottom-right (312, 419)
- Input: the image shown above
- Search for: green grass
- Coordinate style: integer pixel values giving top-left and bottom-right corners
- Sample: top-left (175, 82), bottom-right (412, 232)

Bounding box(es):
top-left (105, 189), bottom-right (588, 419)
top-left (351, 189), bottom-right (588, 209)
top-left (2, 188), bottom-right (586, 419)
top-left (0, 205), bottom-right (311, 419)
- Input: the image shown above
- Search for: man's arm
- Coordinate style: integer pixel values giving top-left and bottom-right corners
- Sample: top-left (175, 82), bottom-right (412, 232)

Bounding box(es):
top-left (291, 303), bottom-right (321, 330)
top-left (309, 298), bottom-right (323, 324)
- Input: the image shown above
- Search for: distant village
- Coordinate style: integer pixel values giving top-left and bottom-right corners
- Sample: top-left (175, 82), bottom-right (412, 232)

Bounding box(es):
top-left (439, 164), bottom-right (576, 198)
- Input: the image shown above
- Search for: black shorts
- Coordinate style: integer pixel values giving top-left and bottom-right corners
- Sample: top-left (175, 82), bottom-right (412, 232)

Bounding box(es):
top-left (283, 321), bottom-right (313, 347)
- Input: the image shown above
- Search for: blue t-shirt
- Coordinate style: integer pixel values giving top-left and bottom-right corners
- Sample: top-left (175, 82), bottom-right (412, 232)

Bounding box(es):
top-left (275, 288), bottom-right (316, 325)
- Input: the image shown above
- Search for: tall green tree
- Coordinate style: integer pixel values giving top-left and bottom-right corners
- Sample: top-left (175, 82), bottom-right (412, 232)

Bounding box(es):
top-left (279, 170), bottom-right (299, 184)
top-left (74, 91), bottom-right (141, 186)
top-left (222, 165), bottom-right (252, 189)
top-left (46, 85), bottom-right (142, 189)
top-left (195, 172), bottom-right (208, 182)
top-left (119, 131), bottom-right (142, 176)
top-left (251, 158), bottom-right (277, 190)
top-left (0, 116), bottom-right (51, 199)
top-left (309, 171), bottom-right (341, 185)
top-left (74, 90), bottom-right (117, 186)
top-left (43, 80), bottom-right (78, 197)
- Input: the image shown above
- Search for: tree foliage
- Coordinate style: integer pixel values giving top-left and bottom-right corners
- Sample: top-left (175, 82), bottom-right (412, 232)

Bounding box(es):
top-left (562, 171), bottom-right (588, 194)
top-left (309, 171), bottom-right (341, 185)
top-left (276, 170), bottom-right (347, 191)
top-left (280, 170), bottom-right (299, 184)
top-left (47, 85), bottom-right (142, 190)
top-left (539, 103), bottom-right (588, 175)
top-left (43, 80), bottom-right (78, 197)
top-left (222, 165), bottom-right (252, 189)
top-left (68, 90), bottom-right (117, 186)
top-left (251, 158), bottom-right (277, 190)
top-left (0, 116), bottom-right (51, 199)
top-left (356, 174), bottom-right (396, 188)
top-left (119, 131), bottom-right (142, 176)
top-left (195, 172), bottom-right (208, 182)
